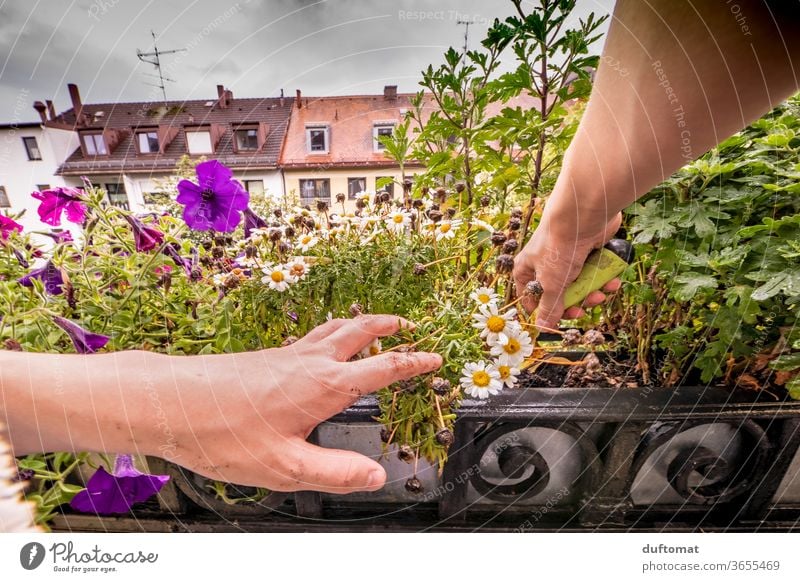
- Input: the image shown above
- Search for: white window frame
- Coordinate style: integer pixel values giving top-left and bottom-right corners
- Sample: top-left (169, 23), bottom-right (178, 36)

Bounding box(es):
top-left (137, 130), bottom-right (160, 154)
top-left (305, 125), bottom-right (329, 154)
top-left (83, 133), bottom-right (107, 156)
top-left (22, 136), bottom-right (42, 161)
top-left (235, 127), bottom-right (259, 151)
top-left (186, 130), bottom-right (214, 155)
top-left (373, 122), bottom-right (396, 152)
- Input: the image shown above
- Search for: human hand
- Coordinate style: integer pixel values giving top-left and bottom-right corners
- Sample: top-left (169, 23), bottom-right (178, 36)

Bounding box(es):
top-left (513, 212), bottom-right (622, 330)
top-left (152, 315), bottom-right (441, 494)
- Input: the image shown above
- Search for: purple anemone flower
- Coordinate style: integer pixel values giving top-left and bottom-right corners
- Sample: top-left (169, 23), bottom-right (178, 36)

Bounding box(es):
top-left (242, 207), bottom-right (267, 239)
top-left (18, 260), bottom-right (64, 295)
top-left (0, 215), bottom-right (22, 240)
top-left (52, 316), bottom-right (109, 354)
top-left (176, 160), bottom-right (249, 232)
top-left (70, 454), bottom-right (169, 515)
top-left (124, 215), bottom-right (165, 252)
top-left (31, 187), bottom-right (86, 227)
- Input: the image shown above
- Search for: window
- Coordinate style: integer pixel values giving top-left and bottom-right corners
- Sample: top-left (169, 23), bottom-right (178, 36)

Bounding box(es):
top-left (137, 131), bottom-right (159, 154)
top-left (83, 133), bottom-right (107, 156)
top-left (347, 177), bottom-right (366, 199)
top-left (0, 186), bottom-right (9, 207)
top-left (22, 136), bottom-right (42, 160)
top-left (235, 128), bottom-right (259, 151)
top-left (299, 179), bottom-right (330, 203)
top-left (245, 180), bottom-right (265, 196)
top-left (186, 130), bottom-right (213, 154)
top-left (306, 125), bottom-right (329, 153)
top-left (377, 177), bottom-right (395, 196)
top-left (373, 123), bottom-right (395, 151)
top-left (105, 183), bottom-right (129, 210)
top-left (36, 184), bottom-right (50, 192)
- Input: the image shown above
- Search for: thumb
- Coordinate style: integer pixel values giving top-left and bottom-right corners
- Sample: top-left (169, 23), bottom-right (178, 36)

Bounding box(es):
top-left (292, 441), bottom-right (386, 494)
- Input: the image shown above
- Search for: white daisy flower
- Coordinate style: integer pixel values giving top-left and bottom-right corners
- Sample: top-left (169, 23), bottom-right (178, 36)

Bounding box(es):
top-left (490, 329), bottom-right (534, 367)
top-left (248, 227), bottom-right (270, 240)
top-left (211, 273), bottom-right (226, 287)
top-left (298, 234), bottom-right (319, 252)
top-left (470, 286), bottom-right (500, 307)
top-left (495, 363), bottom-right (521, 389)
top-left (460, 361), bottom-right (503, 399)
top-left (472, 304), bottom-right (520, 343)
top-left (435, 220), bottom-right (461, 241)
top-left (285, 257), bottom-right (310, 281)
top-left (360, 338), bottom-right (382, 358)
top-left (421, 221), bottom-right (437, 236)
top-left (385, 210), bottom-right (411, 233)
top-left (470, 219), bottom-right (495, 233)
top-left (261, 264), bottom-right (295, 292)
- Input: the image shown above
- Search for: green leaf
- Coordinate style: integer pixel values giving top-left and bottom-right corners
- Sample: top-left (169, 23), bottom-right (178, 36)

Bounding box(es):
top-left (769, 352), bottom-right (800, 371)
top-left (672, 273), bottom-right (717, 301)
top-left (788, 378), bottom-right (800, 400)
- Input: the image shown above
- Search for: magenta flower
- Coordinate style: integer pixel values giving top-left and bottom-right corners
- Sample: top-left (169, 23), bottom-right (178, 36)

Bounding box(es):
top-left (70, 454), bottom-right (169, 515)
top-left (52, 316), bottom-right (109, 354)
top-left (242, 207), bottom-right (267, 239)
top-left (0, 215), bottom-right (22, 240)
top-left (176, 161), bottom-right (249, 232)
top-left (18, 260), bottom-right (64, 295)
top-left (124, 215), bottom-right (165, 252)
top-left (31, 187), bottom-right (86, 227)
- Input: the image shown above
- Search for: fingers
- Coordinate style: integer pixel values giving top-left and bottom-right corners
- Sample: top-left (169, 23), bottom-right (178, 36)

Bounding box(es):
top-left (325, 314), bottom-right (414, 361)
top-left (287, 441), bottom-right (386, 494)
top-left (299, 317), bottom-right (349, 344)
top-left (344, 350), bottom-right (443, 396)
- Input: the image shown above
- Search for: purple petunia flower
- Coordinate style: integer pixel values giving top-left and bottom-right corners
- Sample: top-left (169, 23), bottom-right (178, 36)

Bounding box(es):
top-left (242, 207), bottom-right (267, 239)
top-left (161, 243), bottom-right (201, 281)
top-left (0, 215), bottom-right (22, 240)
top-left (176, 161), bottom-right (249, 232)
top-left (70, 454), bottom-right (169, 515)
top-left (124, 215), bottom-right (165, 252)
top-left (18, 260), bottom-right (64, 295)
top-left (31, 187), bottom-right (87, 227)
top-left (43, 230), bottom-right (74, 245)
top-left (52, 316), bottom-right (109, 354)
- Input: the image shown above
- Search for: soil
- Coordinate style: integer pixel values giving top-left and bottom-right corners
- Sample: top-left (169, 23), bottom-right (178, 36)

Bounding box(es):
top-left (518, 351), bottom-right (651, 389)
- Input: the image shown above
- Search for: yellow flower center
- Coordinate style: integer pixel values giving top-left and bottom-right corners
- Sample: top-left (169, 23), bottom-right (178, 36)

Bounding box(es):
top-left (498, 365), bottom-right (511, 380)
top-left (369, 345), bottom-right (380, 356)
top-left (477, 293), bottom-right (491, 304)
top-left (301, 236), bottom-right (312, 245)
top-left (271, 271), bottom-right (284, 283)
top-left (486, 315), bottom-right (506, 333)
top-left (232, 268), bottom-right (243, 277)
top-left (504, 338), bottom-right (521, 355)
top-left (439, 223), bottom-right (451, 233)
top-left (289, 264), bottom-right (305, 277)
top-left (472, 370), bottom-right (491, 387)
top-left (393, 214), bottom-right (404, 224)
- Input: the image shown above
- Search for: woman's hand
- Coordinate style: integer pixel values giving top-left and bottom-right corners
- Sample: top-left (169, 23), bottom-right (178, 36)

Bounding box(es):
top-left (153, 314), bottom-right (441, 494)
top-left (514, 211), bottom-right (622, 330)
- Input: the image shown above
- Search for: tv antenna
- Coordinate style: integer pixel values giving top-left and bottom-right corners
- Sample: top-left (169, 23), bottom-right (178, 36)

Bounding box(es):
top-left (457, 19), bottom-right (475, 54)
top-left (136, 31), bottom-right (187, 102)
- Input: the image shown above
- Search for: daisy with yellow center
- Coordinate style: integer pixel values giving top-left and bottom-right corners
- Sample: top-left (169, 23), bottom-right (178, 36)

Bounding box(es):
top-left (360, 338), bottom-right (382, 358)
top-left (490, 329), bottom-right (534, 367)
top-left (435, 220), bottom-right (461, 241)
top-left (298, 234), bottom-right (319, 252)
top-left (470, 218), bottom-right (495, 233)
top-left (472, 304), bottom-right (520, 343)
top-left (460, 361), bottom-right (503, 399)
top-left (495, 363), bottom-right (521, 389)
top-left (261, 264), bottom-right (295, 292)
top-left (385, 210), bottom-right (411, 233)
top-left (470, 286), bottom-right (500, 308)
top-left (285, 257), bottom-right (309, 281)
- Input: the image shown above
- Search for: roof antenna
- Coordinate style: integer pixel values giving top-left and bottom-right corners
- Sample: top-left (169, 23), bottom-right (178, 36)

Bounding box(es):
top-left (457, 19), bottom-right (474, 56)
top-left (136, 30), bottom-right (187, 103)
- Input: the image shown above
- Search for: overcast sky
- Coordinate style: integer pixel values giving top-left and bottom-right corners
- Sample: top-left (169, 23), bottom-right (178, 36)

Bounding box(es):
top-left (0, 0), bottom-right (614, 122)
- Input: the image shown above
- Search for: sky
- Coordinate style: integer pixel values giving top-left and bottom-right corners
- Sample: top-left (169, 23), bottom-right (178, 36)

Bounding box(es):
top-left (0, 0), bottom-right (614, 122)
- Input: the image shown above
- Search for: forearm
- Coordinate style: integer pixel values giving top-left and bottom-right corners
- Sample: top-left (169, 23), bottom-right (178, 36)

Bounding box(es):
top-left (0, 350), bottom-right (165, 457)
top-left (546, 0), bottom-right (800, 234)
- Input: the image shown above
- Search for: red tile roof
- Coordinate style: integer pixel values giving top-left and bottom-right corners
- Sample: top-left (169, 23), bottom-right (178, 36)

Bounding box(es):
top-left (56, 97), bottom-right (293, 176)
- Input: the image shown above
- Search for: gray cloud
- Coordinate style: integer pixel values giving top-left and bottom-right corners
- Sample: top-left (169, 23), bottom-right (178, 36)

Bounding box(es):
top-left (0, 0), bottom-right (613, 121)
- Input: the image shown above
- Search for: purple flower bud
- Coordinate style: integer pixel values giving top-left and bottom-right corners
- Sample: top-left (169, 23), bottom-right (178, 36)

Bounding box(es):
top-left (124, 215), bottom-right (165, 252)
top-left (52, 316), bottom-right (110, 354)
top-left (18, 260), bottom-right (64, 295)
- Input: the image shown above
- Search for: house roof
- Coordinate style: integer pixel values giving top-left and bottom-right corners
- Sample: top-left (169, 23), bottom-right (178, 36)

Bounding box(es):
top-left (56, 96), bottom-right (293, 176)
top-left (279, 92), bottom-right (436, 170)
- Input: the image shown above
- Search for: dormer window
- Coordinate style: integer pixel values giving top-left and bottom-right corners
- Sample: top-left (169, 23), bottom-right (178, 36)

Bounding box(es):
top-left (136, 130), bottom-right (159, 154)
top-left (306, 125), bottom-right (329, 154)
top-left (83, 133), bottom-right (107, 156)
top-left (235, 127), bottom-right (259, 151)
top-left (373, 122), bottom-right (395, 152)
top-left (186, 129), bottom-right (213, 154)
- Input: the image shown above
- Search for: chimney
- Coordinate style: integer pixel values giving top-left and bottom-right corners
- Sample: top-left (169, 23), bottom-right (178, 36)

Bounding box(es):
top-left (67, 83), bottom-right (83, 123)
top-left (295, 89), bottom-right (302, 109)
top-left (46, 100), bottom-right (56, 121)
top-left (279, 89), bottom-right (285, 107)
top-left (217, 84), bottom-right (225, 99)
top-left (224, 89), bottom-right (233, 107)
top-left (384, 85), bottom-right (398, 100)
top-left (33, 101), bottom-right (48, 124)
